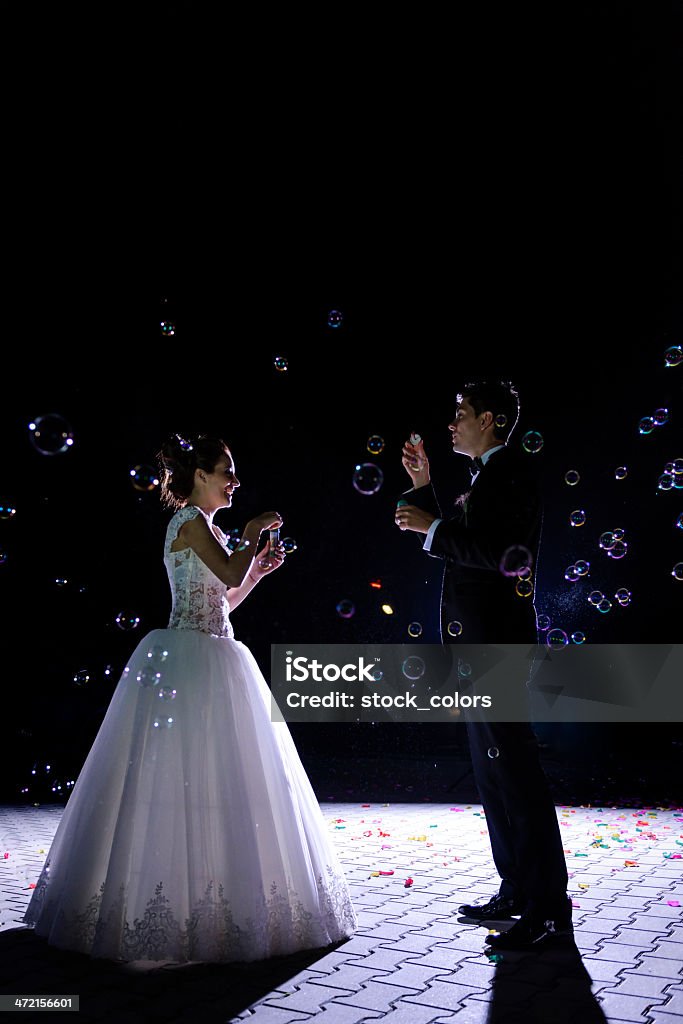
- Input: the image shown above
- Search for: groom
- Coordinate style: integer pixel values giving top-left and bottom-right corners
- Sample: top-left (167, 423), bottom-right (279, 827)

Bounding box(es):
top-left (395, 379), bottom-right (571, 951)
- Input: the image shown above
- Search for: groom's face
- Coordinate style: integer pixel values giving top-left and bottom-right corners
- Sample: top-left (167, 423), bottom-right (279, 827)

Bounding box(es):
top-left (449, 398), bottom-right (480, 457)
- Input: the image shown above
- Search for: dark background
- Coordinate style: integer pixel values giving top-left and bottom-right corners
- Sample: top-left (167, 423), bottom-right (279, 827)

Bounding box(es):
top-left (1, 3), bottom-right (681, 807)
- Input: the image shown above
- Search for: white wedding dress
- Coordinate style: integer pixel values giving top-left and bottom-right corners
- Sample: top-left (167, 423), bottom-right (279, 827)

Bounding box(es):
top-left (23, 505), bottom-right (357, 962)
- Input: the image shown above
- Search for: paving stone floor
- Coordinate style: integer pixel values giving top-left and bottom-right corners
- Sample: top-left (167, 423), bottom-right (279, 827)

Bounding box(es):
top-left (1, 802), bottom-right (682, 1023)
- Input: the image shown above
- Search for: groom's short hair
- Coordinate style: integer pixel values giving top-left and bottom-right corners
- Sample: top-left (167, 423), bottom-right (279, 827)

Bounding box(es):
top-left (458, 380), bottom-right (520, 442)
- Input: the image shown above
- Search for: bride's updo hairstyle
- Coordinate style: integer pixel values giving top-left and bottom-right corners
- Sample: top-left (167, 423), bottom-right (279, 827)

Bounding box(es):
top-left (158, 434), bottom-right (230, 511)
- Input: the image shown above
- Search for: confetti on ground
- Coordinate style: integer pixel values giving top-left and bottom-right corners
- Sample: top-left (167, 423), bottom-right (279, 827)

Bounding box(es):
top-left (4, 796), bottom-right (683, 1001)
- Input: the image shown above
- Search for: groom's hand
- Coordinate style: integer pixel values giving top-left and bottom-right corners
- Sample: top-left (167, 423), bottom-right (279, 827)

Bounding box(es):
top-left (401, 436), bottom-right (430, 489)
top-left (395, 504), bottom-right (436, 534)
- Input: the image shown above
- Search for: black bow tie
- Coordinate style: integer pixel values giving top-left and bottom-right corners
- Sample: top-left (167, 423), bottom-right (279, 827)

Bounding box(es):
top-left (470, 456), bottom-right (485, 478)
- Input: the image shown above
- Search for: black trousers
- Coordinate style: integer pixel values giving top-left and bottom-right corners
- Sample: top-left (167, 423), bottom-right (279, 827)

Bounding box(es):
top-left (465, 717), bottom-right (568, 913)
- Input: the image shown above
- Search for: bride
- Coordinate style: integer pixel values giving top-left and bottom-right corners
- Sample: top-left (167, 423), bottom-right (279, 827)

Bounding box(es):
top-left (23, 434), bottom-right (357, 962)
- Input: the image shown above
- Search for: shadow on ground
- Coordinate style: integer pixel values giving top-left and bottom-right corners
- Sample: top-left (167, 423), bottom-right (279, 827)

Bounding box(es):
top-left (482, 933), bottom-right (609, 1023)
top-left (0, 927), bottom-right (346, 1023)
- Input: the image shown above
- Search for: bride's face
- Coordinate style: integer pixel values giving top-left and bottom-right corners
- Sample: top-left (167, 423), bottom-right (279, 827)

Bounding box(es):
top-left (206, 452), bottom-right (240, 508)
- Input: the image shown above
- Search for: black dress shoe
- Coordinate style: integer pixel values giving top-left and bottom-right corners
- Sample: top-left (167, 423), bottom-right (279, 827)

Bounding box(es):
top-left (458, 893), bottom-right (525, 920)
top-left (484, 898), bottom-right (573, 950)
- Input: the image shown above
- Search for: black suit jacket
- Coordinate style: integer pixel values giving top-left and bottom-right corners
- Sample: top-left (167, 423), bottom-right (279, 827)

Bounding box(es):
top-left (409, 446), bottom-right (541, 644)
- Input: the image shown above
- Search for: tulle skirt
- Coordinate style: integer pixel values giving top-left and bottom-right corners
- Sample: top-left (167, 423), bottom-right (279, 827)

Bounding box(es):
top-left (23, 628), bottom-right (357, 962)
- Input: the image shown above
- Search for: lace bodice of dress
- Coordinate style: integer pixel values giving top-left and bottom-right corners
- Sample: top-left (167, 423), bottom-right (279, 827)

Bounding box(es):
top-left (164, 506), bottom-right (234, 639)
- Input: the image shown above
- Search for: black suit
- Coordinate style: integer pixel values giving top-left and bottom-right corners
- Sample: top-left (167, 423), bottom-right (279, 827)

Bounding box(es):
top-left (409, 446), bottom-right (568, 915)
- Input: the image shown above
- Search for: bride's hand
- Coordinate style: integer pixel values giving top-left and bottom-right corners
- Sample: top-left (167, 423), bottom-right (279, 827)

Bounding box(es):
top-left (252, 541), bottom-right (286, 578)
top-left (247, 511), bottom-right (284, 534)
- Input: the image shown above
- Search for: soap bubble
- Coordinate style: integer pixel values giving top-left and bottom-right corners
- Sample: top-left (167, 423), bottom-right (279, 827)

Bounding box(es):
top-left (402, 656), bottom-right (425, 680)
top-left (146, 646), bottom-right (169, 666)
top-left (638, 417), bottom-right (655, 435)
top-left (653, 408), bottom-right (669, 426)
top-left (458, 661), bottom-right (472, 678)
top-left (225, 529), bottom-right (242, 551)
top-left (515, 579), bottom-right (533, 598)
top-left (73, 669), bottom-right (90, 686)
top-left (564, 565), bottom-right (580, 582)
top-left (447, 621), bottom-right (463, 637)
top-left (408, 622), bottom-right (423, 638)
top-left (672, 459), bottom-right (683, 475)
top-left (607, 540), bottom-right (628, 559)
top-left (612, 528), bottom-right (626, 541)
top-left (367, 435), bottom-right (385, 455)
top-left (658, 475), bottom-right (674, 491)
top-left (353, 463), bottom-right (384, 495)
top-left (571, 631), bottom-right (586, 644)
top-left (282, 537), bottom-right (297, 553)
top-left (664, 344), bottom-right (682, 367)
top-left (327, 310), bottom-right (344, 328)
top-left (537, 614), bottom-right (551, 631)
top-left (522, 430), bottom-right (544, 454)
top-left (28, 414), bottom-right (74, 455)
top-left (546, 628), bottom-right (568, 650)
top-left (115, 612), bottom-right (141, 631)
top-left (564, 470), bottom-right (580, 486)
top-left (136, 667), bottom-right (162, 688)
top-left (487, 747), bottom-right (500, 759)
top-left (570, 510), bottom-right (586, 527)
top-left (615, 588), bottom-right (631, 606)
top-left (588, 591), bottom-right (604, 606)
top-left (672, 563), bottom-right (683, 581)
top-left (575, 560), bottom-right (590, 576)
top-left (677, 513), bottom-right (683, 530)
top-left (273, 355), bottom-right (288, 372)
top-left (130, 465), bottom-right (160, 491)
top-left (371, 667), bottom-right (383, 682)
top-left (500, 545), bottom-right (533, 577)
top-left (336, 599), bottom-right (355, 619)
top-left (160, 321), bottom-right (175, 336)
top-left (152, 716), bottom-right (175, 730)
top-left (158, 687), bottom-right (177, 701)
top-left (597, 598), bottom-right (612, 613)
top-left (494, 414), bottom-right (508, 430)
top-left (0, 504), bottom-right (16, 519)
top-left (615, 466), bottom-right (628, 480)
top-left (599, 531), bottom-right (616, 551)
